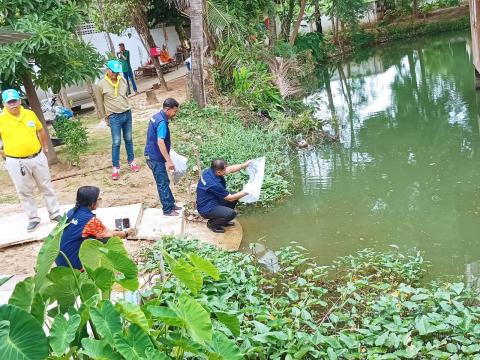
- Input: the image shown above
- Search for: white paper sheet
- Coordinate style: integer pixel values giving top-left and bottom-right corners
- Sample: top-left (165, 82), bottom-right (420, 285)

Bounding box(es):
top-left (240, 157), bottom-right (265, 203)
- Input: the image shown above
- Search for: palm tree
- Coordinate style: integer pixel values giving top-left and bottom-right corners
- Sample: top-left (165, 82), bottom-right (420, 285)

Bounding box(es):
top-left (169, 0), bottom-right (206, 107)
top-left (190, 0), bottom-right (206, 107)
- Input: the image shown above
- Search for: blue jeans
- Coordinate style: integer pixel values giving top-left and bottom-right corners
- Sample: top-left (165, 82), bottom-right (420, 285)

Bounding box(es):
top-left (147, 159), bottom-right (175, 213)
top-left (109, 110), bottom-right (134, 168)
top-left (123, 70), bottom-right (137, 94)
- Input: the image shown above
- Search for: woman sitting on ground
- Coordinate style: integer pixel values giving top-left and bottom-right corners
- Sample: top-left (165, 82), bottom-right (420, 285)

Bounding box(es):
top-left (55, 186), bottom-right (134, 270)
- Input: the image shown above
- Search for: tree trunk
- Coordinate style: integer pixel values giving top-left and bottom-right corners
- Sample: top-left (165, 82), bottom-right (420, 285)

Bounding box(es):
top-left (85, 80), bottom-right (102, 119)
top-left (58, 88), bottom-right (71, 110)
top-left (174, 21), bottom-right (187, 44)
top-left (190, 0), bottom-right (206, 107)
top-left (133, 3), bottom-right (169, 90)
top-left (331, 16), bottom-right (336, 42)
top-left (413, 0), bottom-right (418, 18)
top-left (22, 72), bottom-right (58, 164)
top-left (268, 0), bottom-right (277, 47)
top-left (289, 0), bottom-right (307, 45)
top-left (96, 0), bottom-right (115, 56)
top-left (314, 2), bottom-right (323, 34)
top-left (281, 0), bottom-right (295, 41)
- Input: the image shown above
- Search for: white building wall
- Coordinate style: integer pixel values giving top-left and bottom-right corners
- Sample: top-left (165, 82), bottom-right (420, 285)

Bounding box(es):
top-left (79, 25), bottom-right (181, 71)
top-left (151, 26), bottom-right (181, 59)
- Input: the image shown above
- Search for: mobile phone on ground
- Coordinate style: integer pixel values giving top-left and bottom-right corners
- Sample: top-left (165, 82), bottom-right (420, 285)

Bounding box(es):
top-left (115, 218), bottom-right (123, 230)
top-left (115, 218), bottom-right (131, 230)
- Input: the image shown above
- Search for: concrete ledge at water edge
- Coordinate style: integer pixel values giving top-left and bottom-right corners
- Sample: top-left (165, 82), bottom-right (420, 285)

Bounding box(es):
top-left (184, 220), bottom-right (243, 252)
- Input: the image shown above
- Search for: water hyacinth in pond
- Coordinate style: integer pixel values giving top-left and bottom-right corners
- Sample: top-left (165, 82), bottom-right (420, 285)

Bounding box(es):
top-left (140, 238), bottom-right (480, 359)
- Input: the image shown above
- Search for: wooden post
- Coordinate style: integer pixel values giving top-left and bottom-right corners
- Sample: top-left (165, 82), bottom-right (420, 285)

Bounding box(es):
top-left (190, 0), bottom-right (206, 107)
top-left (22, 72), bottom-right (58, 165)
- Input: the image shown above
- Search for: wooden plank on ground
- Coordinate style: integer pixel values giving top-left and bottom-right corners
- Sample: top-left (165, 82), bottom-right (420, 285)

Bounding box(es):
top-left (0, 203), bottom-right (143, 249)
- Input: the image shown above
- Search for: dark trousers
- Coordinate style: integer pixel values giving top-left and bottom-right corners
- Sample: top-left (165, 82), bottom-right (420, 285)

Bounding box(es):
top-left (147, 159), bottom-right (175, 213)
top-left (201, 201), bottom-right (238, 227)
top-left (123, 69), bottom-right (137, 94)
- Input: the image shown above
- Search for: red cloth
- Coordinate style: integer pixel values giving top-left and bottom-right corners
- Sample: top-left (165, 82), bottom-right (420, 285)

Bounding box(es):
top-left (82, 217), bottom-right (107, 238)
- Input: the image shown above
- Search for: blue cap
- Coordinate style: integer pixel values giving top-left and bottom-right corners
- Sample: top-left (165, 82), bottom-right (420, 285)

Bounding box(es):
top-left (107, 59), bottom-right (122, 73)
top-left (2, 89), bottom-right (20, 103)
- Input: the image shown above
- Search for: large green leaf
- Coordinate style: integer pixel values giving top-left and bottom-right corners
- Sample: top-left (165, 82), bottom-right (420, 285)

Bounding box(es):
top-left (79, 238), bottom-right (138, 291)
top-left (207, 332), bottom-right (243, 360)
top-left (166, 333), bottom-right (204, 354)
top-left (189, 253), bottom-right (220, 280)
top-left (144, 348), bottom-right (171, 359)
top-left (44, 267), bottom-right (82, 312)
top-left (8, 277), bottom-right (34, 312)
top-left (0, 304), bottom-right (49, 360)
top-left (89, 301), bottom-right (122, 343)
top-left (34, 217), bottom-right (68, 291)
top-left (163, 252), bottom-right (202, 295)
top-left (113, 324), bottom-right (153, 360)
top-left (171, 294), bottom-right (212, 343)
top-left (30, 293), bottom-right (46, 324)
top-left (79, 237), bottom-right (129, 270)
top-left (215, 311), bottom-right (241, 337)
top-left (116, 300), bottom-right (150, 332)
top-left (147, 306), bottom-right (183, 327)
top-left (49, 313), bottom-right (81, 356)
top-left (79, 240), bottom-right (109, 270)
top-left (81, 338), bottom-right (122, 360)
top-left (90, 267), bottom-right (115, 293)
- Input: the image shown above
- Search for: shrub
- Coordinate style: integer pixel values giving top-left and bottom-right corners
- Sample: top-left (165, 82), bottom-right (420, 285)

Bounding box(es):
top-left (295, 32), bottom-right (326, 63)
top-left (53, 116), bottom-right (88, 166)
top-left (173, 102), bottom-right (291, 205)
top-left (232, 64), bottom-right (283, 111)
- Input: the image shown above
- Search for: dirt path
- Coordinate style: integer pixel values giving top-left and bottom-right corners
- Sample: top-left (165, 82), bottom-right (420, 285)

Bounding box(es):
top-left (0, 75), bottom-right (194, 276)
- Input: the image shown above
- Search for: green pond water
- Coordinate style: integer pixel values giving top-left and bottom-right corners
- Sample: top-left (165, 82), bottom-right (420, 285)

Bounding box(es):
top-left (241, 31), bottom-right (480, 279)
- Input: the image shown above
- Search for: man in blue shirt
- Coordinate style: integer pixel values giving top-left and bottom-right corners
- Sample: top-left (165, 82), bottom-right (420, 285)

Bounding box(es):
top-left (144, 98), bottom-right (182, 216)
top-left (197, 158), bottom-right (251, 233)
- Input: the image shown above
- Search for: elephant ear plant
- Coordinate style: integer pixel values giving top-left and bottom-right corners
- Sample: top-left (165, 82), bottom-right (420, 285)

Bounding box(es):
top-left (0, 217), bottom-right (242, 359)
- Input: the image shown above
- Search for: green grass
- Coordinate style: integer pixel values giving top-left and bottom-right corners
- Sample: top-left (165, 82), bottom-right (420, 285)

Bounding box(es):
top-left (172, 102), bottom-right (291, 205)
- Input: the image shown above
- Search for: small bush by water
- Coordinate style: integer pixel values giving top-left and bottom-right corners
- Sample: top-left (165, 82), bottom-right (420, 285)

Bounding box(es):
top-left (141, 238), bottom-right (480, 359)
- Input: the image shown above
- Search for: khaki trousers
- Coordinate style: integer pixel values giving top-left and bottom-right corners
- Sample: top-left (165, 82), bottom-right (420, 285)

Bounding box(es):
top-left (5, 152), bottom-right (60, 222)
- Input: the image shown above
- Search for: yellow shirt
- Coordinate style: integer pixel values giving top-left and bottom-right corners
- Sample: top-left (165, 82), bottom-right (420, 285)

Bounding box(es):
top-left (0, 106), bottom-right (42, 157)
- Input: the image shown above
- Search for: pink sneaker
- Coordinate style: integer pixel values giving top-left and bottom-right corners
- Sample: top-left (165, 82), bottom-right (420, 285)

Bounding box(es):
top-left (129, 160), bottom-right (140, 172)
top-left (112, 167), bottom-right (120, 180)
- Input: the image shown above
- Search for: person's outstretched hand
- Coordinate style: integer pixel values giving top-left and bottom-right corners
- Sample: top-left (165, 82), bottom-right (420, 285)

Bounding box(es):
top-left (243, 160), bottom-right (252, 169)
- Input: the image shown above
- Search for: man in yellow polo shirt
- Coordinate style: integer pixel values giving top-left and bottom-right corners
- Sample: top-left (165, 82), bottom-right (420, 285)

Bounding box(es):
top-left (0, 89), bottom-right (61, 232)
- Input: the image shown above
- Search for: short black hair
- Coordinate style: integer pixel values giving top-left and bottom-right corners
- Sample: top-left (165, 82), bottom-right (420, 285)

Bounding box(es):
top-left (119, 43), bottom-right (125, 47)
top-left (76, 186), bottom-right (100, 208)
top-left (163, 98), bottom-right (179, 109)
top-left (211, 158), bottom-right (227, 171)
